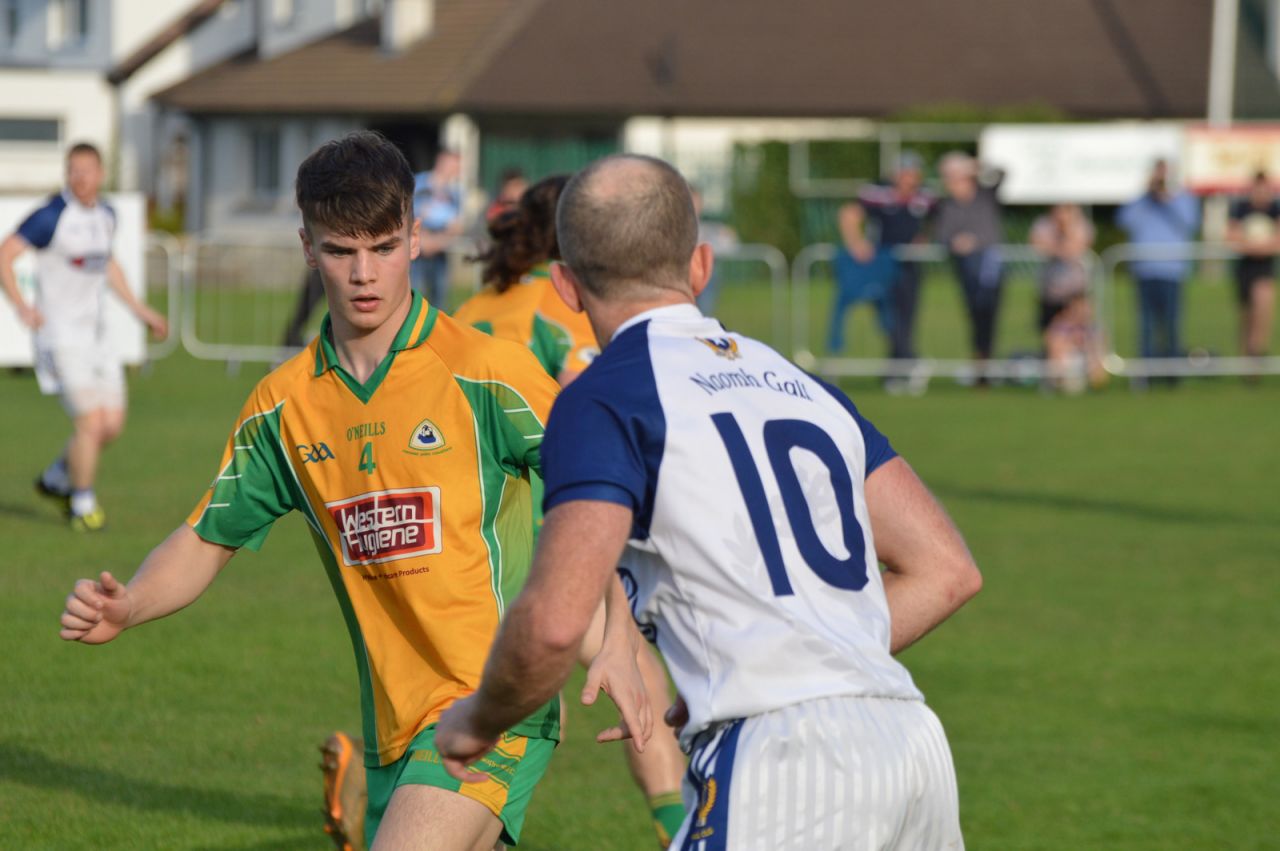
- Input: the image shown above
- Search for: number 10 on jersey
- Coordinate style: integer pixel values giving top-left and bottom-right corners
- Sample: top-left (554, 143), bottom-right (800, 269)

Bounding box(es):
top-left (712, 413), bottom-right (869, 596)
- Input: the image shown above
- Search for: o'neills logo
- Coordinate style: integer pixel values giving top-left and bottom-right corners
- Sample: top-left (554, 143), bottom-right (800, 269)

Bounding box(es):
top-left (325, 487), bottom-right (442, 566)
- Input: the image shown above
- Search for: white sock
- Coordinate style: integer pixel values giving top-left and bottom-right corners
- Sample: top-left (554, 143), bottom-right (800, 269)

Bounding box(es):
top-left (42, 457), bottom-right (70, 492)
top-left (70, 489), bottom-right (98, 517)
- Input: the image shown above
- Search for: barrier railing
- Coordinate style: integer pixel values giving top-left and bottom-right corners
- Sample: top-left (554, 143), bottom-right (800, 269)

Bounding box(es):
top-left (177, 238), bottom-right (480, 364)
top-left (1099, 242), bottom-right (1280, 377)
top-left (155, 234), bottom-right (1278, 382)
top-left (704, 244), bottom-right (790, 351)
top-left (144, 232), bottom-right (183, 361)
top-left (791, 242), bottom-right (1107, 380)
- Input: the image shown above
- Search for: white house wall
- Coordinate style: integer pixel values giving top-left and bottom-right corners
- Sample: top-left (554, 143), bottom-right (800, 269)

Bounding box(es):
top-left (0, 69), bottom-right (115, 192)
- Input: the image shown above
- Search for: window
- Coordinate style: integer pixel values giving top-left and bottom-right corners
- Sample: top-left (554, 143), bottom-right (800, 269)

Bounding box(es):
top-left (251, 127), bottom-right (282, 197)
top-left (0, 118), bottom-right (60, 144)
top-left (47, 0), bottom-right (89, 49)
top-left (2, 0), bottom-right (21, 46)
top-left (272, 0), bottom-right (295, 26)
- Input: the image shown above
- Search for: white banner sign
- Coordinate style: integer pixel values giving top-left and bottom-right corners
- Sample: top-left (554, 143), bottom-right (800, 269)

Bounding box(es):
top-left (979, 124), bottom-right (1186, 204)
top-left (0, 193), bottom-right (147, 367)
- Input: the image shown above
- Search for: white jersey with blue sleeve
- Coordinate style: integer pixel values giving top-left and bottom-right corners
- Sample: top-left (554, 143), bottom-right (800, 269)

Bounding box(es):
top-left (15, 191), bottom-right (116, 348)
top-left (541, 304), bottom-right (923, 747)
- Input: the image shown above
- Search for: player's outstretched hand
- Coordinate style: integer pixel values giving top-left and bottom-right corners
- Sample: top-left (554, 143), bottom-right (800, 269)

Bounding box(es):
top-left (142, 308), bottom-right (169, 342)
top-left (435, 696), bottom-right (498, 784)
top-left (582, 641), bottom-right (653, 752)
top-left (59, 571), bottom-right (131, 644)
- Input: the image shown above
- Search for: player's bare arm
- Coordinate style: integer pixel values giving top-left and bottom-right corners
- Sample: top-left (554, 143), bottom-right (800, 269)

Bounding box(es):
top-left (106, 257), bottom-right (168, 340)
top-left (0, 232), bottom-right (42, 329)
top-left (435, 500), bottom-right (647, 780)
top-left (59, 524), bottom-right (235, 644)
top-left (866, 456), bottom-right (982, 654)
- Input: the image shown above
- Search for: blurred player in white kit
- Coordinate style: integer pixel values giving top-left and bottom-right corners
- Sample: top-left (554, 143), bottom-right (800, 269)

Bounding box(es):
top-left (436, 154), bottom-right (982, 850)
top-left (0, 142), bottom-right (168, 531)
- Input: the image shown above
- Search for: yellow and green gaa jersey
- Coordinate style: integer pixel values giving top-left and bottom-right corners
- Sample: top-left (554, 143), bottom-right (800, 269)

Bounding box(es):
top-left (187, 292), bottom-right (561, 767)
top-left (453, 265), bottom-right (599, 379)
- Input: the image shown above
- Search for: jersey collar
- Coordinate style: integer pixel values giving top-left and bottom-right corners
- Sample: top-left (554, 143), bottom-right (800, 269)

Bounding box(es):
top-left (523, 262), bottom-right (552, 282)
top-left (313, 290), bottom-right (438, 377)
top-left (611, 302), bottom-right (705, 342)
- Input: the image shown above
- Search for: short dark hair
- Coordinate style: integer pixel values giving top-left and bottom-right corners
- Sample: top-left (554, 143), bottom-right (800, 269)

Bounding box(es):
top-left (474, 174), bottom-right (568, 292)
top-left (556, 154), bottom-right (698, 298)
top-left (66, 142), bottom-right (101, 163)
top-left (296, 131), bottom-right (413, 239)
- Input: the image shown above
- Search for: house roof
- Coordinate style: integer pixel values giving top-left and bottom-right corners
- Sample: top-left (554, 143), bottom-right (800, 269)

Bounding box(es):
top-left (156, 0), bottom-right (1221, 119)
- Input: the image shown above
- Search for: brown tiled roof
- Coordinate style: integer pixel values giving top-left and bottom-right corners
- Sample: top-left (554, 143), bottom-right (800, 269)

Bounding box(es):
top-left (459, 0), bottom-right (1213, 119)
top-left (154, 0), bottom-right (540, 114)
top-left (156, 0), bottom-right (1215, 118)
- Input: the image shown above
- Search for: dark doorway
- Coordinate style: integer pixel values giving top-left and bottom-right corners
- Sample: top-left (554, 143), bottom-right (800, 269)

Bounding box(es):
top-left (368, 119), bottom-right (440, 172)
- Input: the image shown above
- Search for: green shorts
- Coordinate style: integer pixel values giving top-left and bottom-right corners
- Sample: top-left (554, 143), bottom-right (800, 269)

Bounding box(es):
top-left (365, 724), bottom-right (556, 847)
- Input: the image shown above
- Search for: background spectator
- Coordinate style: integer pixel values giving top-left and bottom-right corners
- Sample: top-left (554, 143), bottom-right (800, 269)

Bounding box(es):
top-left (935, 152), bottom-right (1006, 382)
top-left (1116, 158), bottom-right (1200, 377)
top-left (281, 266), bottom-right (324, 349)
top-left (853, 151), bottom-right (935, 361)
top-left (485, 167), bottom-right (528, 223)
top-left (691, 186), bottom-right (739, 314)
top-left (1226, 171), bottom-right (1278, 367)
top-left (411, 149), bottom-right (464, 307)
top-left (1030, 203), bottom-right (1106, 392)
top-left (827, 201), bottom-right (895, 354)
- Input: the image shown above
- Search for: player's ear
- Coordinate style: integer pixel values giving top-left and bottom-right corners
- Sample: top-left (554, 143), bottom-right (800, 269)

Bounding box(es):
top-left (549, 262), bottom-right (585, 313)
top-left (409, 217), bottom-right (422, 261)
top-left (689, 242), bottom-right (714, 300)
top-left (299, 227), bottom-right (318, 269)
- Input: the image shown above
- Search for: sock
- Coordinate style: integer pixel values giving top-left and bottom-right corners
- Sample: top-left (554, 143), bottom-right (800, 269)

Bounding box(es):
top-left (41, 457), bottom-right (70, 494)
top-left (648, 791), bottom-right (685, 849)
top-left (70, 489), bottom-right (98, 517)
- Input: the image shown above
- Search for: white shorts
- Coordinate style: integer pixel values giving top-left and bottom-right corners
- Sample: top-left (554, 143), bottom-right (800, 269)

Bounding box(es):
top-left (34, 344), bottom-right (126, 417)
top-left (672, 697), bottom-right (963, 851)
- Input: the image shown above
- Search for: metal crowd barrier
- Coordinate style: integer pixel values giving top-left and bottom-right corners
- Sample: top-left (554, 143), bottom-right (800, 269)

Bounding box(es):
top-left (149, 233), bottom-right (1277, 381)
top-left (706, 244), bottom-right (790, 350)
top-left (791, 242), bottom-right (1107, 380)
top-left (143, 232), bottom-right (183, 361)
top-left (176, 238), bottom-right (480, 365)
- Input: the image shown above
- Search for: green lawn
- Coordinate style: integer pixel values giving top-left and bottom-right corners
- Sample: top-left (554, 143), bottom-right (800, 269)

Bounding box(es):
top-left (1, 291), bottom-right (1277, 848)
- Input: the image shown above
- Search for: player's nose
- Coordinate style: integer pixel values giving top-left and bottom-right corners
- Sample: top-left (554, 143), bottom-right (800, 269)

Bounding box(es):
top-left (349, 250), bottom-right (376, 284)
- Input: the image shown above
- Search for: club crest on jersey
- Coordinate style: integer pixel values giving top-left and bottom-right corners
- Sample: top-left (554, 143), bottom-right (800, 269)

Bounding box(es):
top-left (696, 337), bottom-right (741, 360)
top-left (405, 418), bottom-right (449, 456)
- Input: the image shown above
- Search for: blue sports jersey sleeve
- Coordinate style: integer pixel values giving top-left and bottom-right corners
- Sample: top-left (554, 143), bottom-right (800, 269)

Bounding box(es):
top-left (541, 322), bottom-right (667, 533)
top-left (811, 375), bottom-right (897, 476)
top-left (15, 195), bottom-right (65, 249)
top-left (541, 389), bottom-right (645, 512)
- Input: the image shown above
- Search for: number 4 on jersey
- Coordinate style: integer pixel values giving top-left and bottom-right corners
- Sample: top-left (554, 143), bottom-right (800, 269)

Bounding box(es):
top-left (712, 413), bottom-right (869, 595)
top-left (358, 441), bottom-right (377, 474)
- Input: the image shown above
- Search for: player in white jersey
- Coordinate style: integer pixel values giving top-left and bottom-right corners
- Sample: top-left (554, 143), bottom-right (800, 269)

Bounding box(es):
top-left (0, 143), bottom-right (168, 531)
top-left (437, 155), bottom-right (982, 849)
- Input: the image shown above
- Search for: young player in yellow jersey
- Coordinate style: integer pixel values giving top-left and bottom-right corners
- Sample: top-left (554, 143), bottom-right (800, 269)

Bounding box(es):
top-left (56, 133), bottom-right (650, 851)
top-left (455, 175), bottom-right (687, 847)
top-left (454, 176), bottom-right (599, 385)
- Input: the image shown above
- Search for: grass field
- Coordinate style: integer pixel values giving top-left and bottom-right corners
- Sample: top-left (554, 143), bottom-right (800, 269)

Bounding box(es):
top-left (1, 284), bottom-right (1278, 848)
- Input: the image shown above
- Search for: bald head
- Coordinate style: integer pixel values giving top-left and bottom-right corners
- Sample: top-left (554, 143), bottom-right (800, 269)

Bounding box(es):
top-left (556, 154), bottom-right (698, 299)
